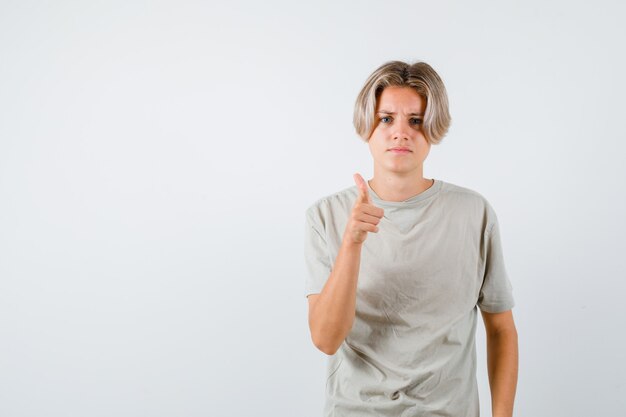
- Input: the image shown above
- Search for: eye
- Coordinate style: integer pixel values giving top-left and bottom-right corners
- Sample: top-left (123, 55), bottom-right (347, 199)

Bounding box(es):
top-left (380, 116), bottom-right (391, 123)
top-left (410, 118), bottom-right (423, 125)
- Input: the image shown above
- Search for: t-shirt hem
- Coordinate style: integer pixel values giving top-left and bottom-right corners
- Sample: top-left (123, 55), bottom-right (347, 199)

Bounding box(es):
top-left (478, 300), bottom-right (515, 313)
top-left (305, 286), bottom-right (324, 298)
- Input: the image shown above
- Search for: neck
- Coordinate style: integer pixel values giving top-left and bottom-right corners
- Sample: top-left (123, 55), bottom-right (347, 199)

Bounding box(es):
top-left (368, 169), bottom-right (434, 202)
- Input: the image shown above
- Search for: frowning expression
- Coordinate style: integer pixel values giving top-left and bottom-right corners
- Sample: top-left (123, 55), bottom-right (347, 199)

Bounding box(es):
top-left (368, 86), bottom-right (431, 175)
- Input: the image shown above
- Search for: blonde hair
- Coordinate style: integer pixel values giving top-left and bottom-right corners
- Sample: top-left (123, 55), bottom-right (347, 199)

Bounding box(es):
top-left (353, 60), bottom-right (451, 145)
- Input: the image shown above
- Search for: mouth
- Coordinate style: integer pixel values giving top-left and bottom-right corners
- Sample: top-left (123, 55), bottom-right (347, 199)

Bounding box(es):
top-left (388, 148), bottom-right (412, 153)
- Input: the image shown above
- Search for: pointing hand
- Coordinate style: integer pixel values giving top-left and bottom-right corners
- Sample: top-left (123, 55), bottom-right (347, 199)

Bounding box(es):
top-left (346, 173), bottom-right (384, 244)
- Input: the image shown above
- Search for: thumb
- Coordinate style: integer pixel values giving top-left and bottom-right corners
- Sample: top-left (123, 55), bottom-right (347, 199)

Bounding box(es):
top-left (353, 173), bottom-right (371, 204)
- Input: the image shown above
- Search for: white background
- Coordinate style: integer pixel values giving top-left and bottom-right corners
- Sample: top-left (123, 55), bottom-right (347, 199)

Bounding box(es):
top-left (1, 1), bottom-right (625, 416)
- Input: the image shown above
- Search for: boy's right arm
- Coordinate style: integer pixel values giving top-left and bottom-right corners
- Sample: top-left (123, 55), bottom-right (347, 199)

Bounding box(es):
top-left (307, 173), bottom-right (383, 355)
top-left (307, 238), bottom-right (363, 355)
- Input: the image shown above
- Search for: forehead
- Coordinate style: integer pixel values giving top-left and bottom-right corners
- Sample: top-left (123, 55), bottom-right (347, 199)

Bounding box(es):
top-left (376, 86), bottom-right (425, 112)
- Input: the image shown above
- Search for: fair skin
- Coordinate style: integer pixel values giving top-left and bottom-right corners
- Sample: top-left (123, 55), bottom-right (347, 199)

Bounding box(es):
top-left (308, 85), bottom-right (518, 417)
top-left (366, 85), bottom-right (434, 201)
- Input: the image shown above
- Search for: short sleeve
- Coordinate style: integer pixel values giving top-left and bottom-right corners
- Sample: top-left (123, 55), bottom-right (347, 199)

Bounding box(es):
top-left (303, 207), bottom-right (332, 298)
top-left (477, 216), bottom-right (515, 313)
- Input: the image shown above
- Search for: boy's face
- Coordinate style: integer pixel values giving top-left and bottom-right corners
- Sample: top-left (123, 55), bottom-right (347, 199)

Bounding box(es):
top-left (368, 86), bottom-right (431, 176)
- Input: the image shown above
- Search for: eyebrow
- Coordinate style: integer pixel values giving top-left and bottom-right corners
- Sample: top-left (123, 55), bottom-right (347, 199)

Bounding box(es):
top-left (377, 110), bottom-right (424, 116)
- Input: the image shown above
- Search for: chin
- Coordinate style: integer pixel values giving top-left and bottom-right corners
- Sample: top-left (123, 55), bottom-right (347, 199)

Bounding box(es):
top-left (386, 166), bottom-right (417, 174)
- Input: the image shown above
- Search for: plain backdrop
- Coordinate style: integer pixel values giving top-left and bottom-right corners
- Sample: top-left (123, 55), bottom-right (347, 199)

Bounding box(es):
top-left (1, 1), bottom-right (625, 416)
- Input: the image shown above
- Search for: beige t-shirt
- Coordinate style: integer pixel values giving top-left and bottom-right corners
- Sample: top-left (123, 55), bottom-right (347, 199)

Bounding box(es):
top-left (304, 178), bottom-right (515, 417)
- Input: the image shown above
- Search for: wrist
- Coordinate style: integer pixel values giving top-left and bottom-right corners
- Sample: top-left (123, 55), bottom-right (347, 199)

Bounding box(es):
top-left (341, 236), bottom-right (363, 250)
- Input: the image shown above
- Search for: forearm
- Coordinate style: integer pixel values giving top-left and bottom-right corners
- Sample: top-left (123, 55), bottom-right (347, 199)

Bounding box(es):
top-left (486, 328), bottom-right (518, 417)
top-left (309, 238), bottom-right (362, 354)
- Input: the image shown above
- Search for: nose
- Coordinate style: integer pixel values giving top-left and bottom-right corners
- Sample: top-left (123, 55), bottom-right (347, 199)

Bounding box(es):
top-left (393, 123), bottom-right (411, 141)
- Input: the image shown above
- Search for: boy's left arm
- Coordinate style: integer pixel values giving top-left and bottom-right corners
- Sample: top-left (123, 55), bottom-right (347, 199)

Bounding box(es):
top-left (481, 309), bottom-right (519, 417)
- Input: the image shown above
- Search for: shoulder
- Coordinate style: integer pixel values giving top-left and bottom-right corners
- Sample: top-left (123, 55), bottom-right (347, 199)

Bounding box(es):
top-left (438, 180), bottom-right (499, 230)
top-left (439, 180), bottom-right (490, 203)
top-left (305, 184), bottom-right (358, 227)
